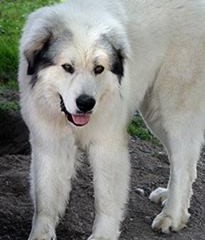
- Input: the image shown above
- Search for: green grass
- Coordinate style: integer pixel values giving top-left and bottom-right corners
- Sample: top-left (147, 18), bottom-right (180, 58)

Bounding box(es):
top-left (0, 100), bottom-right (19, 112)
top-left (0, 0), bottom-right (60, 86)
top-left (0, 0), bottom-right (61, 115)
top-left (128, 115), bottom-right (160, 143)
top-left (0, 80), bottom-right (18, 91)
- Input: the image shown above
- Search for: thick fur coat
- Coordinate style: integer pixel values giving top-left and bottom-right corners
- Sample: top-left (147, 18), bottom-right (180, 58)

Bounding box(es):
top-left (18, 0), bottom-right (205, 239)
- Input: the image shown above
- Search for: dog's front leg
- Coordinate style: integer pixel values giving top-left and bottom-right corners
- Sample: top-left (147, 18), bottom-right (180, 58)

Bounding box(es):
top-left (88, 137), bottom-right (130, 240)
top-left (28, 130), bottom-right (76, 240)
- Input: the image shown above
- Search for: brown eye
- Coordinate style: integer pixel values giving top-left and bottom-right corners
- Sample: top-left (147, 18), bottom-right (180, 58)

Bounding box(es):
top-left (62, 64), bottom-right (75, 74)
top-left (94, 65), bottom-right (104, 75)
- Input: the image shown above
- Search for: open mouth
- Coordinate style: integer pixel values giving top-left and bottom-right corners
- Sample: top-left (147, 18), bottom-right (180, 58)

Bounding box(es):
top-left (59, 95), bottom-right (91, 127)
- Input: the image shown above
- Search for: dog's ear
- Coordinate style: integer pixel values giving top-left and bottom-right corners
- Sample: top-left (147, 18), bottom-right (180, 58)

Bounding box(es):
top-left (110, 46), bottom-right (125, 81)
top-left (103, 29), bottom-right (130, 83)
top-left (23, 28), bottom-right (53, 75)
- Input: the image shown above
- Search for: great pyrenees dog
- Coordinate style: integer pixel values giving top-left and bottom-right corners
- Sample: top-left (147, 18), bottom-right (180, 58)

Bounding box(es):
top-left (18, 0), bottom-right (205, 239)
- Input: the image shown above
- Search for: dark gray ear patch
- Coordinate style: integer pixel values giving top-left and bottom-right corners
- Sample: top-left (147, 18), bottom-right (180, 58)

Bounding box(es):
top-left (25, 35), bottom-right (54, 76)
top-left (99, 33), bottom-right (127, 84)
top-left (111, 48), bottom-right (124, 83)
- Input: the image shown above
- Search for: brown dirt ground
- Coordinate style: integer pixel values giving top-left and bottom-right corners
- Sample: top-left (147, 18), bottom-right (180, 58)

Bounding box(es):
top-left (0, 108), bottom-right (205, 240)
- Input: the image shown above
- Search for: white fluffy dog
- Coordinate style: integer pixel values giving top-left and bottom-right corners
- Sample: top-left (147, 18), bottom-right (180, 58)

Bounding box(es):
top-left (18, 0), bottom-right (205, 239)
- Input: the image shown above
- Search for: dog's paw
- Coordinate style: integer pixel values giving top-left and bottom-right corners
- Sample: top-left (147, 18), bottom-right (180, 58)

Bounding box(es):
top-left (152, 210), bottom-right (190, 233)
top-left (28, 234), bottom-right (56, 240)
top-left (28, 217), bottom-right (56, 240)
top-left (149, 187), bottom-right (168, 205)
top-left (87, 235), bottom-right (115, 240)
top-left (88, 231), bottom-right (119, 240)
top-left (87, 235), bottom-right (100, 240)
top-left (87, 230), bottom-right (119, 240)
top-left (28, 231), bottom-right (56, 240)
top-left (87, 236), bottom-right (94, 240)
top-left (88, 214), bottom-right (120, 240)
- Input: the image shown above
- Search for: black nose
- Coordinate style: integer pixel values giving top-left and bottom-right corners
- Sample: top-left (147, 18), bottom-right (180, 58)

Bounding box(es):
top-left (76, 94), bottom-right (96, 113)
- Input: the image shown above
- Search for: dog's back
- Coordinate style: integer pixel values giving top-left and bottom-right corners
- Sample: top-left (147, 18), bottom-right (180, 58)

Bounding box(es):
top-left (119, 1), bottom-right (205, 131)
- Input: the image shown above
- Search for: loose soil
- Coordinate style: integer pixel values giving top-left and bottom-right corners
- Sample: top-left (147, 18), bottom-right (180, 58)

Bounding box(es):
top-left (0, 92), bottom-right (205, 240)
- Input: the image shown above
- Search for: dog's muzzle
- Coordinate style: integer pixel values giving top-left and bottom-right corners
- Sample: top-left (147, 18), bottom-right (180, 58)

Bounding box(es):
top-left (59, 94), bottom-right (95, 127)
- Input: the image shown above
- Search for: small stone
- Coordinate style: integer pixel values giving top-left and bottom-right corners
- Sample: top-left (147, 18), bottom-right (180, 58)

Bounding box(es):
top-left (135, 188), bottom-right (145, 196)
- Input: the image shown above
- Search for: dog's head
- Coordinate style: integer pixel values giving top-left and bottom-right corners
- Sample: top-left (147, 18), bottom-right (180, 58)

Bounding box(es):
top-left (20, 4), bottom-right (130, 127)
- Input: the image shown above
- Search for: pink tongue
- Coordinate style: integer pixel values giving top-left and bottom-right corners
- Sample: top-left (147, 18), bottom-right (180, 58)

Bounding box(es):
top-left (71, 114), bottom-right (90, 126)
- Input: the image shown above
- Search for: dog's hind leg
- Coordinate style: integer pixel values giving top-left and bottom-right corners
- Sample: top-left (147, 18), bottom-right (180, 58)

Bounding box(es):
top-left (149, 124), bottom-right (203, 233)
top-left (88, 135), bottom-right (130, 240)
top-left (28, 129), bottom-right (76, 240)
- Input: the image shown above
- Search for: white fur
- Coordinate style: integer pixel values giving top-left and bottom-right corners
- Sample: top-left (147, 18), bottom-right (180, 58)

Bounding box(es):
top-left (18, 0), bottom-right (205, 239)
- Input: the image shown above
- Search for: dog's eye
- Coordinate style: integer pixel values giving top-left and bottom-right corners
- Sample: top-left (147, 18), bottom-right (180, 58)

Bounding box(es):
top-left (62, 64), bottom-right (75, 74)
top-left (94, 65), bottom-right (104, 75)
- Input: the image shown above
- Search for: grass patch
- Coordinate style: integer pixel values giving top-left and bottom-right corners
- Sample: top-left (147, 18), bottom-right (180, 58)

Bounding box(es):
top-left (0, 0), bottom-right (61, 115)
top-left (0, 100), bottom-right (19, 112)
top-left (0, 0), bottom-right (60, 84)
top-left (0, 100), bottom-right (20, 121)
top-left (0, 80), bottom-right (18, 91)
top-left (128, 115), bottom-right (160, 144)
